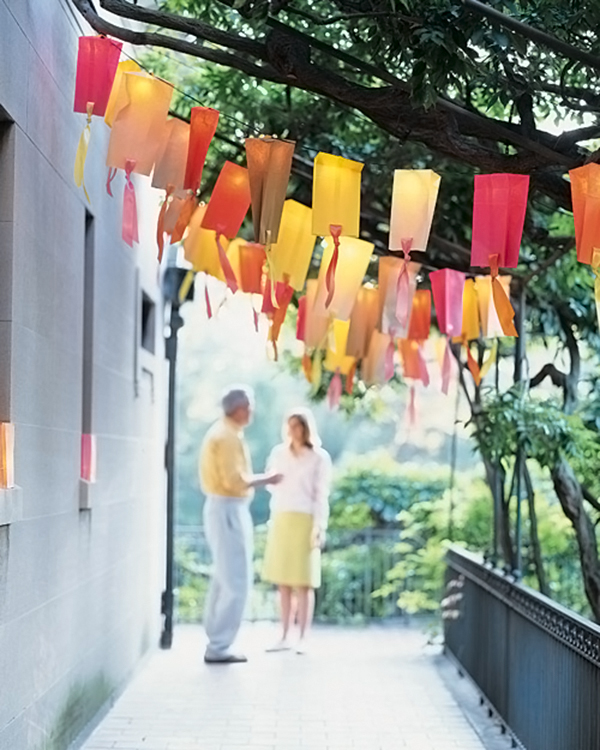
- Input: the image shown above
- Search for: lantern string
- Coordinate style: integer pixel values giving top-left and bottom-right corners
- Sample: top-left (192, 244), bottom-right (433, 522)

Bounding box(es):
top-left (74, 102), bottom-right (94, 204)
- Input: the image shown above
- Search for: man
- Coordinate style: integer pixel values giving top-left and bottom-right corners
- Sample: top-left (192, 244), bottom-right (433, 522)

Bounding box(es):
top-left (199, 386), bottom-right (282, 664)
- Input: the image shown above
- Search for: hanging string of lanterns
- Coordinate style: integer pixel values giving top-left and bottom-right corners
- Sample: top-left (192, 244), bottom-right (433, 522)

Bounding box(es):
top-left (72, 35), bottom-right (594, 410)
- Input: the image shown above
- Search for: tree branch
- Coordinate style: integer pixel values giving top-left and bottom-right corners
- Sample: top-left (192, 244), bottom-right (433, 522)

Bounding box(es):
top-left (529, 362), bottom-right (567, 390)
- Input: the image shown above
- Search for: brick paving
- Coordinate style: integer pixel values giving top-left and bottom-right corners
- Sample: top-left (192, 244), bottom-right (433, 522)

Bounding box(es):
top-left (80, 623), bottom-right (489, 750)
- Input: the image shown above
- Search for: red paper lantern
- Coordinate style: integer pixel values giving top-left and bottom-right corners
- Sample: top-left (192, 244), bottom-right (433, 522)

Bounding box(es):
top-left (184, 106), bottom-right (220, 192)
top-left (471, 174), bottom-right (529, 269)
top-left (74, 36), bottom-right (122, 117)
top-left (430, 269), bottom-right (465, 337)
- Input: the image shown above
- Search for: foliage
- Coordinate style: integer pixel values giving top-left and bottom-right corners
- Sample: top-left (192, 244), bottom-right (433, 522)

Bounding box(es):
top-left (328, 452), bottom-right (449, 529)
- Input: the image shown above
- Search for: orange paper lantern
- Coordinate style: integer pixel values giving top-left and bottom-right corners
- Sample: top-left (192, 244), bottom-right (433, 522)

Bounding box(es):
top-left (237, 243), bottom-right (266, 294)
top-left (362, 331), bottom-right (394, 386)
top-left (184, 204), bottom-right (228, 280)
top-left (569, 163), bottom-right (600, 265)
top-left (346, 285), bottom-right (380, 360)
top-left (406, 290), bottom-right (431, 341)
top-left (304, 279), bottom-right (330, 349)
top-left (184, 106), bottom-right (220, 192)
top-left (245, 137), bottom-right (295, 244)
top-left (104, 59), bottom-right (141, 126)
top-left (152, 118), bottom-right (190, 191)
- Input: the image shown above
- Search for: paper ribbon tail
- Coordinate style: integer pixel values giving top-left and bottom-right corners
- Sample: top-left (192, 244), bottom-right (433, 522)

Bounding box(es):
top-left (407, 386), bottom-right (417, 426)
top-left (271, 338), bottom-right (279, 362)
top-left (178, 270), bottom-right (194, 305)
top-left (156, 202), bottom-right (168, 263)
top-left (441, 340), bottom-right (452, 395)
top-left (205, 281), bottom-right (213, 319)
top-left (395, 267), bottom-right (410, 328)
top-left (324, 239), bottom-right (340, 309)
top-left (106, 167), bottom-right (117, 197)
top-left (253, 308), bottom-right (259, 332)
top-left (418, 346), bottom-right (430, 387)
top-left (302, 353), bottom-right (312, 383)
top-left (345, 361), bottom-right (357, 395)
top-left (74, 123), bottom-right (91, 204)
top-left (216, 235), bottom-right (238, 293)
top-left (492, 277), bottom-right (518, 337)
top-left (384, 340), bottom-right (395, 382)
top-left (327, 370), bottom-right (343, 410)
top-left (122, 180), bottom-right (139, 247)
top-left (311, 351), bottom-right (323, 390)
top-left (465, 345), bottom-right (482, 386)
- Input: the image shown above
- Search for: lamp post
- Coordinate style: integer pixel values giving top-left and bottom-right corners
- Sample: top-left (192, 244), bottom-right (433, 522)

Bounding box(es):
top-left (160, 263), bottom-right (194, 649)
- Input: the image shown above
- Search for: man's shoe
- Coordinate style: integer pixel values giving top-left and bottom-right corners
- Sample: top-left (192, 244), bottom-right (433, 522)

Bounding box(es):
top-left (203, 652), bottom-right (248, 664)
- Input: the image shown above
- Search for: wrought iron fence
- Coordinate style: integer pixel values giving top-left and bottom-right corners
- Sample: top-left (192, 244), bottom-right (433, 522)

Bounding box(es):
top-left (175, 525), bottom-right (406, 624)
top-left (444, 547), bottom-right (600, 750)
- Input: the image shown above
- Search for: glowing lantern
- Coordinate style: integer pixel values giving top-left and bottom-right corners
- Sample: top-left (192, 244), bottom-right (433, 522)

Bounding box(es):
top-left (269, 200), bottom-right (316, 291)
top-left (245, 137), bottom-right (295, 245)
top-left (475, 276), bottom-right (511, 338)
top-left (74, 36), bottom-right (122, 117)
top-left (153, 119), bottom-right (191, 261)
top-left (362, 331), bottom-right (394, 386)
top-left (378, 256), bottom-right (420, 336)
top-left (106, 72), bottom-right (173, 175)
top-left (430, 269), bottom-right (465, 338)
top-left (104, 59), bottom-right (140, 126)
top-left (406, 290), bottom-right (431, 341)
top-left (73, 36), bottom-right (122, 201)
top-left (183, 203), bottom-right (228, 281)
top-left (312, 153), bottom-right (364, 307)
top-left (314, 236), bottom-right (373, 321)
top-left (201, 161), bottom-right (251, 293)
top-left (184, 107), bottom-right (220, 192)
top-left (304, 280), bottom-right (330, 349)
top-left (389, 169), bottom-right (440, 253)
top-left (324, 320), bottom-right (355, 375)
top-left (236, 242), bottom-right (266, 294)
top-left (569, 163), bottom-right (600, 328)
top-left (346, 285), bottom-right (380, 360)
top-left (0, 423), bottom-right (15, 489)
top-left (471, 173), bottom-right (528, 337)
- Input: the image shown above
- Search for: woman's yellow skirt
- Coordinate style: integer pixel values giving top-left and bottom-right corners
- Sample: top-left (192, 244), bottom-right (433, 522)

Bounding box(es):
top-left (262, 511), bottom-right (321, 588)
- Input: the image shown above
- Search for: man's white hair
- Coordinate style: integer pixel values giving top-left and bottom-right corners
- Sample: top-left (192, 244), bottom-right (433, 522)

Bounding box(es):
top-left (221, 386), bottom-right (254, 416)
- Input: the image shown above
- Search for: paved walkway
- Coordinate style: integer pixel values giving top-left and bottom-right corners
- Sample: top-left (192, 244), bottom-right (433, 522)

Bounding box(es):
top-left (79, 623), bottom-right (492, 750)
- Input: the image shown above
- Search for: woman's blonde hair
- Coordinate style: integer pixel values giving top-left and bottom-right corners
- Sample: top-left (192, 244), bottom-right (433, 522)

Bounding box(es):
top-left (285, 408), bottom-right (321, 449)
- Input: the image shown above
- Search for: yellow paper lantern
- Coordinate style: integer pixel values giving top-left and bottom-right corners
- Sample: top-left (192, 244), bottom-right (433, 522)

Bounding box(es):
top-left (152, 118), bottom-right (190, 191)
top-left (389, 169), bottom-right (441, 253)
top-left (455, 278), bottom-right (480, 341)
top-left (304, 279), bottom-right (330, 349)
top-left (324, 320), bottom-right (355, 375)
top-left (106, 72), bottom-right (173, 175)
top-left (378, 256), bottom-right (421, 336)
top-left (183, 204), bottom-right (228, 280)
top-left (475, 275), bottom-right (511, 338)
top-left (314, 236), bottom-right (373, 321)
top-left (312, 153), bottom-right (363, 237)
top-left (269, 200), bottom-right (316, 291)
top-left (346, 285), bottom-right (380, 359)
top-left (104, 59), bottom-right (141, 127)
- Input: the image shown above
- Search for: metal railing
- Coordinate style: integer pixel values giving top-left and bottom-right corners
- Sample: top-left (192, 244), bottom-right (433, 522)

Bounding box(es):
top-left (175, 525), bottom-right (406, 624)
top-left (444, 547), bottom-right (600, 750)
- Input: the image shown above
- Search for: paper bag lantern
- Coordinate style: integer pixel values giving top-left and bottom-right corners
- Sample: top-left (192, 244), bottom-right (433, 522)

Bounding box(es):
top-left (389, 169), bottom-right (440, 253)
top-left (362, 331), bottom-right (394, 386)
top-left (106, 72), bottom-right (173, 175)
top-left (475, 275), bottom-right (511, 337)
top-left (346, 285), bottom-right (380, 359)
top-left (378, 256), bottom-right (421, 336)
top-left (457, 279), bottom-right (480, 341)
top-left (398, 339), bottom-right (421, 381)
top-left (312, 153), bottom-right (364, 307)
top-left (269, 200), bottom-right (316, 291)
top-left (569, 162), bottom-right (600, 290)
top-left (245, 137), bottom-right (295, 244)
top-left (430, 268), bottom-right (465, 338)
top-left (104, 59), bottom-right (140, 126)
top-left (471, 173), bottom-right (529, 269)
top-left (237, 242), bottom-right (266, 294)
top-left (152, 118), bottom-right (190, 191)
top-left (406, 289), bottom-right (431, 341)
top-left (74, 36), bottom-right (122, 117)
top-left (0, 422), bottom-right (15, 489)
top-left (184, 106), bottom-right (220, 192)
top-left (304, 279), bottom-right (330, 349)
top-left (314, 236), bottom-right (373, 321)
top-left (201, 161), bottom-right (251, 292)
top-left (184, 204), bottom-right (228, 280)
top-left (324, 320), bottom-right (355, 375)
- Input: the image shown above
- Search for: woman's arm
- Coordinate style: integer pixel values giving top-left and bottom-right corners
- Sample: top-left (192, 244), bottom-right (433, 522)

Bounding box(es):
top-left (312, 451), bottom-right (332, 546)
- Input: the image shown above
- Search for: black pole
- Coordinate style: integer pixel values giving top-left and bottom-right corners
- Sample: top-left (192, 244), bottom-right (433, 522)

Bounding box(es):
top-left (160, 299), bottom-right (184, 649)
top-left (513, 285), bottom-right (526, 579)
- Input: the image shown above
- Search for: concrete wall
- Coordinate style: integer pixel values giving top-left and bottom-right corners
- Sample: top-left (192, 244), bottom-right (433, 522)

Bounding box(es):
top-left (0, 1), bottom-right (167, 747)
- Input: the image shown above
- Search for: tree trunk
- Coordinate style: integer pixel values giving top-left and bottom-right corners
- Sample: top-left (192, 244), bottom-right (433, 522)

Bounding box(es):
top-left (523, 461), bottom-right (549, 596)
top-left (482, 456), bottom-right (515, 570)
top-left (551, 456), bottom-right (600, 622)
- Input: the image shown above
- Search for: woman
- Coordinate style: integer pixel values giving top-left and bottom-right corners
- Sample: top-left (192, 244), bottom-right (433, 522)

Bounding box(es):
top-left (262, 409), bottom-right (332, 654)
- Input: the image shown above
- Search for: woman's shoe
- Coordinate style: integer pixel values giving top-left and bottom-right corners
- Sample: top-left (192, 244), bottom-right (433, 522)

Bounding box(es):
top-left (265, 639), bottom-right (292, 652)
